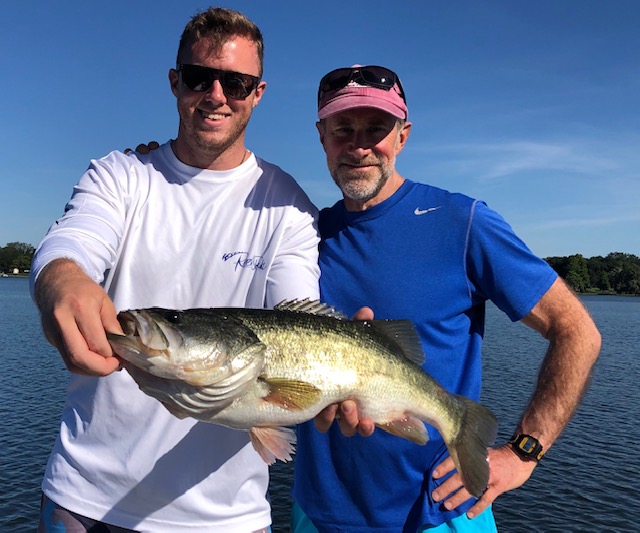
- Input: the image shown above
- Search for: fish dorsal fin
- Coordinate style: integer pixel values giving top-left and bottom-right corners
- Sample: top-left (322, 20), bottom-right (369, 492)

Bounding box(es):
top-left (275, 298), bottom-right (347, 319)
top-left (368, 320), bottom-right (425, 366)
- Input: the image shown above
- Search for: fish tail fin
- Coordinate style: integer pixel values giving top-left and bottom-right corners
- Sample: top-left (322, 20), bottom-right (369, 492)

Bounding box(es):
top-left (249, 426), bottom-right (296, 464)
top-left (446, 397), bottom-right (498, 498)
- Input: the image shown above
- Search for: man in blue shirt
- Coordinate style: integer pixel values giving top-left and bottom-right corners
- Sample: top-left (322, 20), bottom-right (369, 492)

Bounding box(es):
top-left (291, 65), bottom-right (601, 532)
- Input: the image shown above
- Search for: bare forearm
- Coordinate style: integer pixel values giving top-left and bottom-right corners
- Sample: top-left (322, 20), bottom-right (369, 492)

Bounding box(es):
top-left (34, 258), bottom-right (89, 312)
top-left (432, 279), bottom-right (601, 517)
top-left (34, 257), bottom-right (122, 376)
top-left (518, 279), bottom-right (601, 450)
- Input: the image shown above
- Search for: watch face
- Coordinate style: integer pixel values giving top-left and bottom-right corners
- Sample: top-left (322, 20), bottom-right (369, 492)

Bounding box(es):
top-left (519, 436), bottom-right (538, 453)
top-left (510, 434), bottom-right (544, 461)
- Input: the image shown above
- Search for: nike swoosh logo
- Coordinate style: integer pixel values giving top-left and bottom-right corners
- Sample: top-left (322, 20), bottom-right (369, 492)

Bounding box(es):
top-left (414, 206), bottom-right (442, 215)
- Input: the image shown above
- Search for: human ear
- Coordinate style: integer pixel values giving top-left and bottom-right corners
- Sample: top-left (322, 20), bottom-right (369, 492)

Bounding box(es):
top-left (396, 121), bottom-right (412, 154)
top-left (169, 68), bottom-right (180, 97)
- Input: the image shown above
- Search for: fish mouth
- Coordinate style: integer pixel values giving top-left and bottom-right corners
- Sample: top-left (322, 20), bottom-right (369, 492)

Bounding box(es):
top-left (117, 310), bottom-right (185, 355)
top-left (109, 309), bottom-right (265, 388)
top-left (107, 309), bottom-right (186, 379)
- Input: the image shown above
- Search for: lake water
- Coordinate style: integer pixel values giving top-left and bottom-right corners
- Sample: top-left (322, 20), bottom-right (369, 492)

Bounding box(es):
top-left (1, 277), bottom-right (637, 532)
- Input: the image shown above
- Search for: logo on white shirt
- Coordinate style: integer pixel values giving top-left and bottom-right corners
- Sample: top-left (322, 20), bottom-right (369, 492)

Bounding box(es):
top-left (222, 251), bottom-right (266, 271)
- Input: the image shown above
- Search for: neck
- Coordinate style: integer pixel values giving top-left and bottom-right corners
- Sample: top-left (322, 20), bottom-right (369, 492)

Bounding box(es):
top-left (171, 137), bottom-right (248, 171)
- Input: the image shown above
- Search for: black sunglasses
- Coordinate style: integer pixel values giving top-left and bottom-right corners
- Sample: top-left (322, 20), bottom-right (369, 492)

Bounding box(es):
top-left (317, 65), bottom-right (406, 104)
top-left (177, 64), bottom-right (261, 100)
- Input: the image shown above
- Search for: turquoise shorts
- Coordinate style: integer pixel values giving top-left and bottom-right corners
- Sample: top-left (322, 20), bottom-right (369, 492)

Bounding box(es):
top-left (291, 501), bottom-right (497, 532)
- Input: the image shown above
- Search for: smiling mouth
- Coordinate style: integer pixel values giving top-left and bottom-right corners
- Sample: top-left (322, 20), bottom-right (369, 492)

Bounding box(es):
top-left (199, 109), bottom-right (227, 121)
top-left (342, 163), bottom-right (377, 171)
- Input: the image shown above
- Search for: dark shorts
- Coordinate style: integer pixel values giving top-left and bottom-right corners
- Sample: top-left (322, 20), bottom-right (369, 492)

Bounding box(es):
top-left (38, 493), bottom-right (271, 533)
top-left (38, 494), bottom-right (136, 532)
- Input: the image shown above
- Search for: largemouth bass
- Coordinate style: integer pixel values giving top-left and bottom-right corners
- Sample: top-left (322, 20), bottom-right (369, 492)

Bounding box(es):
top-left (107, 299), bottom-right (497, 497)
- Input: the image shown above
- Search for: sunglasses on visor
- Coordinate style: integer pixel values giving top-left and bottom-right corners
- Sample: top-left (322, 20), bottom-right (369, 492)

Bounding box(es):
top-left (178, 64), bottom-right (261, 100)
top-left (317, 65), bottom-right (406, 104)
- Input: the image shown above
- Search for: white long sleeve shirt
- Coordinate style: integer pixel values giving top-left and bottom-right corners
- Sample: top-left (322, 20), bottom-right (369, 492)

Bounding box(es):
top-left (31, 142), bottom-right (320, 532)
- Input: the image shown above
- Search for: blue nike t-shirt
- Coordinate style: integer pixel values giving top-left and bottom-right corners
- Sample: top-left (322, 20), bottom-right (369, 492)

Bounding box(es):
top-left (292, 179), bottom-right (557, 532)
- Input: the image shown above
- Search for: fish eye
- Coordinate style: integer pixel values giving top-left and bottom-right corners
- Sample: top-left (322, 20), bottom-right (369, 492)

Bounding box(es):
top-left (164, 311), bottom-right (182, 323)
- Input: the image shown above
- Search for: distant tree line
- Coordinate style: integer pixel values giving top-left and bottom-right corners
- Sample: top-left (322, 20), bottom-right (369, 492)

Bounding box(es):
top-left (0, 242), bottom-right (35, 274)
top-left (2, 242), bottom-right (639, 295)
top-left (545, 252), bottom-right (640, 295)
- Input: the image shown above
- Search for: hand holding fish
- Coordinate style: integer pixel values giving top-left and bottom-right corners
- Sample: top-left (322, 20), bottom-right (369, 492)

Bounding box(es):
top-left (314, 305), bottom-right (375, 438)
top-left (432, 443), bottom-right (537, 516)
top-left (34, 258), bottom-right (123, 376)
top-left (108, 299), bottom-right (499, 497)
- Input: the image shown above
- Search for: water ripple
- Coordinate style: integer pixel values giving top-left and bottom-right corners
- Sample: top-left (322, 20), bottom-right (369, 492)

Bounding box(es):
top-left (1, 280), bottom-right (637, 532)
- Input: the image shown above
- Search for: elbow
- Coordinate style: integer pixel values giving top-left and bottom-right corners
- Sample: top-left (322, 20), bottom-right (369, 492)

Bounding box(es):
top-left (570, 314), bottom-right (602, 366)
top-left (548, 310), bottom-right (602, 367)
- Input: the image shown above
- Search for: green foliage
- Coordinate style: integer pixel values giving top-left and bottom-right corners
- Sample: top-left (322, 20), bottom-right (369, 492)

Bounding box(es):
top-left (545, 252), bottom-right (640, 295)
top-left (2, 241), bottom-right (639, 294)
top-left (0, 242), bottom-right (35, 274)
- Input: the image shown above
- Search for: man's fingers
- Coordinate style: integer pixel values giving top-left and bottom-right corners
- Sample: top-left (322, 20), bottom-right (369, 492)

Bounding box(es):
top-left (466, 488), bottom-right (495, 519)
top-left (352, 306), bottom-right (374, 321)
top-left (314, 401), bottom-right (375, 437)
top-left (50, 293), bottom-right (121, 374)
top-left (124, 142), bottom-right (160, 155)
top-left (338, 401), bottom-right (375, 437)
top-left (357, 418), bottom-right (375, 437)
top-left (432, 456), bottom-right (456, 479)
top-left (337, 401), bottom-right (359, 437)
top-left (101, 297), bottom-right (124, 336)
top-left (52, 328), bottom-right (120, 375)
top-left (314, 404), bottom-right (339, 433)
top-left (431, 470), bottom-right (464, 504)
top-left (133, 141), bottom-right (160, 155)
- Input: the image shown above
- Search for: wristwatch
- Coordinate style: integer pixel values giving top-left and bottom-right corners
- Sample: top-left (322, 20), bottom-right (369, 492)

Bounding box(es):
top-left (508, 434), bottom-right (545, 462)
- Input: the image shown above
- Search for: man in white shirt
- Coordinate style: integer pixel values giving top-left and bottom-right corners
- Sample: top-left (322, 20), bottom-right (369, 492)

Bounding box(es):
top-left (31, 7), bottom-right (319, 532)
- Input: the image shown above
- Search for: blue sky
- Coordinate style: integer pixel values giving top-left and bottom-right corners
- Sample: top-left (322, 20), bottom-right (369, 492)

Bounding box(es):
top-left (1, 1), bottom-right (638, 258)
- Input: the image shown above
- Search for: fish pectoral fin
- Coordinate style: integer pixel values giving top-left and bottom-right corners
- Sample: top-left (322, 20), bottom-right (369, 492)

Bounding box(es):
top-left (376, 415), bottom-right (429, 445)
top-left (249, 426), bottom-right (296, 464)
top-left (262, 377), bottom-right (322, 410)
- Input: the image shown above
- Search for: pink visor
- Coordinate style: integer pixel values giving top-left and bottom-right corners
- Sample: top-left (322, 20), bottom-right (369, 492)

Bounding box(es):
top-left (317, 65), bottom-right (408, 120)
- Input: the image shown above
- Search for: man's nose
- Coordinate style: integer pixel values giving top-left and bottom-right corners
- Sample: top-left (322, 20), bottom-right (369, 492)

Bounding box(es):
top-left (204, 78), bottom-right (227, 104)
top-left (347, 132), bottom-right (372, 154)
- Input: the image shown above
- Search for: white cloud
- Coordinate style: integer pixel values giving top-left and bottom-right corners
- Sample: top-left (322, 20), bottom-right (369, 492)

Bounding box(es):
top-left (532, 212), bottom-right (640, 231)
top-left (408, 139), bottom-right (624, 182)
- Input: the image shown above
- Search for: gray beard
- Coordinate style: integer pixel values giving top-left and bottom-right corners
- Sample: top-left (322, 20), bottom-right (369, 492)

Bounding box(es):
top-left (332, 167), bottom-right (392, 204)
